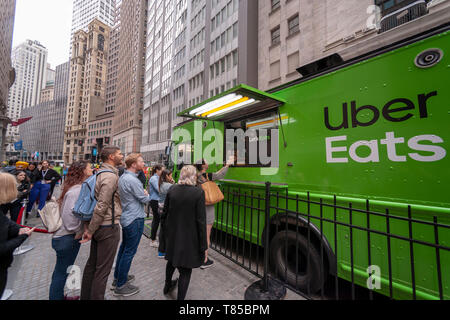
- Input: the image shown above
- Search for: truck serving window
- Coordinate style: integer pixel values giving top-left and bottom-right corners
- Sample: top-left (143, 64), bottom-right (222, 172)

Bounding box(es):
top-left (225, 112), bottom-right (279, 167)
top-left (176, 142), bottom-right (194, 169)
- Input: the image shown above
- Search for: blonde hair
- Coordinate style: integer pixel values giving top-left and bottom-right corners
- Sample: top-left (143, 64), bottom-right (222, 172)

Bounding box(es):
top-left (0, 172), bottom-right (18, 204)
top-left (125, 153), bottom-right (142, 169)
top-left (178, 165), bottom-right (197, 186)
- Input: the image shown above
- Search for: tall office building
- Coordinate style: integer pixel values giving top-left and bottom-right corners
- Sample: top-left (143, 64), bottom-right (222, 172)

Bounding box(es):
top-left (111, 0), bottom-right (147, 155)
top-left (63, 19), bottom-right (111, 163)
top-left (258, 0), bottom-right (449, 90)
top-left (20, 61), bottom-right (70, 162)
top-left (85, 3), bottom-right (121, 159)
top-left (83, 1), bottom-right (122, 161)
top-left (70, 0), bottom-right (116, 56)
top-left (0, 0), bottom-right (16, 161)
top-left (141, 0), bottom-right (258, 163)
top-left (6, 40), bottom-right (48, 155)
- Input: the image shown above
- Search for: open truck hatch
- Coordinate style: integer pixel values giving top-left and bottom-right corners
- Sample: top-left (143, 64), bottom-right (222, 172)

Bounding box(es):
top-left (178, 84), bottom-right (286, 122)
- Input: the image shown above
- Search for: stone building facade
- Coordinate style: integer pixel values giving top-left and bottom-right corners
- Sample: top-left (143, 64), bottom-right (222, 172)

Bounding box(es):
top-left (140, 0), bottom-right (258, 163)
top-left (258, 0), bottom-right (450, 90)
top-left (111, 0), bottom-right (148, 155)
top-left (63, 19), bottom-right (111, 163)
top-left (0, 0), bottom-right (16, 161)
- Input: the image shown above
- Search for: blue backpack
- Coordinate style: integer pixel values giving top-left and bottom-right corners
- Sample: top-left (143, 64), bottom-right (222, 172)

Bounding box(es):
top-left (73, 170), bottom-right (115, 222)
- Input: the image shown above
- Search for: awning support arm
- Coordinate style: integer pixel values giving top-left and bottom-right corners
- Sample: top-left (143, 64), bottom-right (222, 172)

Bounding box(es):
top-left (277, 108), bottom-right (287, 148)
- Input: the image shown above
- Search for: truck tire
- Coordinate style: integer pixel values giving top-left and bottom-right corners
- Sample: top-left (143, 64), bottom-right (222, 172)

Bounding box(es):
top-left (269, 230), bottom-right (325, 293)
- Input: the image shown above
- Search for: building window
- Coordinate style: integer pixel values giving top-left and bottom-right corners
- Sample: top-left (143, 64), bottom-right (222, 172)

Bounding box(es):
top-left (271, 0), bottom-right (281, 12)
top-left (270, 60), bottom-right (280, 80)
top-left (288, 15), bottom-right (299, 36)
top-left (287, 51), bottom-right (300, 74)
top-left (271, 26), bottom-right (280, 46)
top-left (98, 34), bottom-right (105, 51)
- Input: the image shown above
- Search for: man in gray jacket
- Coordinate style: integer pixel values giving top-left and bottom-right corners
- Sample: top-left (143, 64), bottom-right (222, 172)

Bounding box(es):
top-left (80, 146), bottom-right (124, 300)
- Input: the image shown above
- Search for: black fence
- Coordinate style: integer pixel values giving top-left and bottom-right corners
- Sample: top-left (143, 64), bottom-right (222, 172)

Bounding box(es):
top-left (210, 182), bottom-right (450, 300)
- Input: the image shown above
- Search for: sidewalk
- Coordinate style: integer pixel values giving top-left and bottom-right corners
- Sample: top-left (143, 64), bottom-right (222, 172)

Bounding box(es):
top-left (6, 216), bottom-right (304, 300)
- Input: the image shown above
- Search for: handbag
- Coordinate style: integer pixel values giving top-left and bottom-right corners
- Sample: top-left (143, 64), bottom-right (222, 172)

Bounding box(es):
top-left (200, 174), bottom-right (224, 206)
top-left (38, 197), bottom-right (62, 233)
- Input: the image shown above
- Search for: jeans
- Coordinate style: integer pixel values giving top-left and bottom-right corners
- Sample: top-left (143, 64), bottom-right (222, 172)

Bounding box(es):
top-left (114, 218), bottom-right (144, 288)
top-left (49, 234), bottom-right (81, 300)
top-left (27, 181), bottom-right (51, 213)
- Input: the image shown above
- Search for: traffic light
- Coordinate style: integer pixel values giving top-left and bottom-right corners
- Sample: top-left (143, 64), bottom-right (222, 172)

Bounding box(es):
top-left (78, 140), bottom-right (83, 146)
top-left (105, 137), bottom-right (110, 144)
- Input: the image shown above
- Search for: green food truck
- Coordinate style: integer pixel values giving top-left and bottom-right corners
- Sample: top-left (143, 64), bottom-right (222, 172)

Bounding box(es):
top-left (168, 25), bottom-right (449, 299)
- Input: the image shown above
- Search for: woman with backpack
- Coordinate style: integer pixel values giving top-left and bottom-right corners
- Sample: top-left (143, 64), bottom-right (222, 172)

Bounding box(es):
top-left (49, 160), bottom-right (93, 300)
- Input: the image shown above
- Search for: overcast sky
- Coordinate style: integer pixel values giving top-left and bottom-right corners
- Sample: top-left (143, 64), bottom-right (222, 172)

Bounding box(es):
top-left (12, 0), bottom-right (73, 68)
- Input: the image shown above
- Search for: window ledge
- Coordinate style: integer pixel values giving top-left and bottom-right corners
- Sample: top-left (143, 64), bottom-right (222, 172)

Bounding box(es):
top-left (286, 71), bottom-right (298, 78)
top-left (269, 77), bottom-right (281, 84)
top-left (269, 41), bottom-right (281, 50)
top-left (286, 30), bottom-right (300, 40)
top-left (269, 6), bottom-right (281, 16)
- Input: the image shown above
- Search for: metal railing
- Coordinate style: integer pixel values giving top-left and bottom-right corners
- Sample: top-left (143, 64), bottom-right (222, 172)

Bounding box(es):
top-left (380, 0), bottom-right (428, 33)
top-left (211, 182), bottom-right (450, 300)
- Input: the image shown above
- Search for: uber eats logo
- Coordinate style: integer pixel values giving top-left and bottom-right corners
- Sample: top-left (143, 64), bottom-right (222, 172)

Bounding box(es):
top-left (324, 91), bottom-right (447, 163)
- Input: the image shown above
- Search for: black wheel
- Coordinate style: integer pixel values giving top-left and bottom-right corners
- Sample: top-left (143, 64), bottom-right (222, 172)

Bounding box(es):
top-left (269, 230), bottom-right (325, 293)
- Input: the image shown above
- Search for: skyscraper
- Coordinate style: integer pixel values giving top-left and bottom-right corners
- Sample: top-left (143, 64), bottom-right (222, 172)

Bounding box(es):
top-left (0, 0), bottom-right (16, 161)
top-left (84, 1), bottom-right (121, 161)
top-left (70, 0), bottom-right (116, 56)
top-left (111, 0), bottom-right (147, 155)
top-left (64, 19), bottom-right (111, 163)
top-left (140, 0), bottom-right (258, 163)
top-left (6, 40), bottom-right (48, 156)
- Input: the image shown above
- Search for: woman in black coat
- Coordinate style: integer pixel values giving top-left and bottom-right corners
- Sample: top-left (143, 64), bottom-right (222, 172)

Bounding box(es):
top-left (0, 172), bottom-right (35, 297)
top-left (162, 165), bottom-right (207, 300)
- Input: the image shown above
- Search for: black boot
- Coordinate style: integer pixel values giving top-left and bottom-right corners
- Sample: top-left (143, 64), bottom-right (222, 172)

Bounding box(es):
top-left (163, 279), bottom-right (178, 295)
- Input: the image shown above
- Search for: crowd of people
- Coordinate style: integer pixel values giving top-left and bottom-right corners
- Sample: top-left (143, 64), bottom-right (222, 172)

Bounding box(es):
top-left (0, 147), bottom-right (233, 300)
top-left (0, 160), bottom-right (62, 223)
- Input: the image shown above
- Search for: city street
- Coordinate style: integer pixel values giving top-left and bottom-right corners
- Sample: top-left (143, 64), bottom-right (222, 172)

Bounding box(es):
top-left (4, 186), bottom-right (303, 301)
top-left (1, 0), bottom-right (449, 303)
top-left (6, 220), bottom-right (303, 301)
